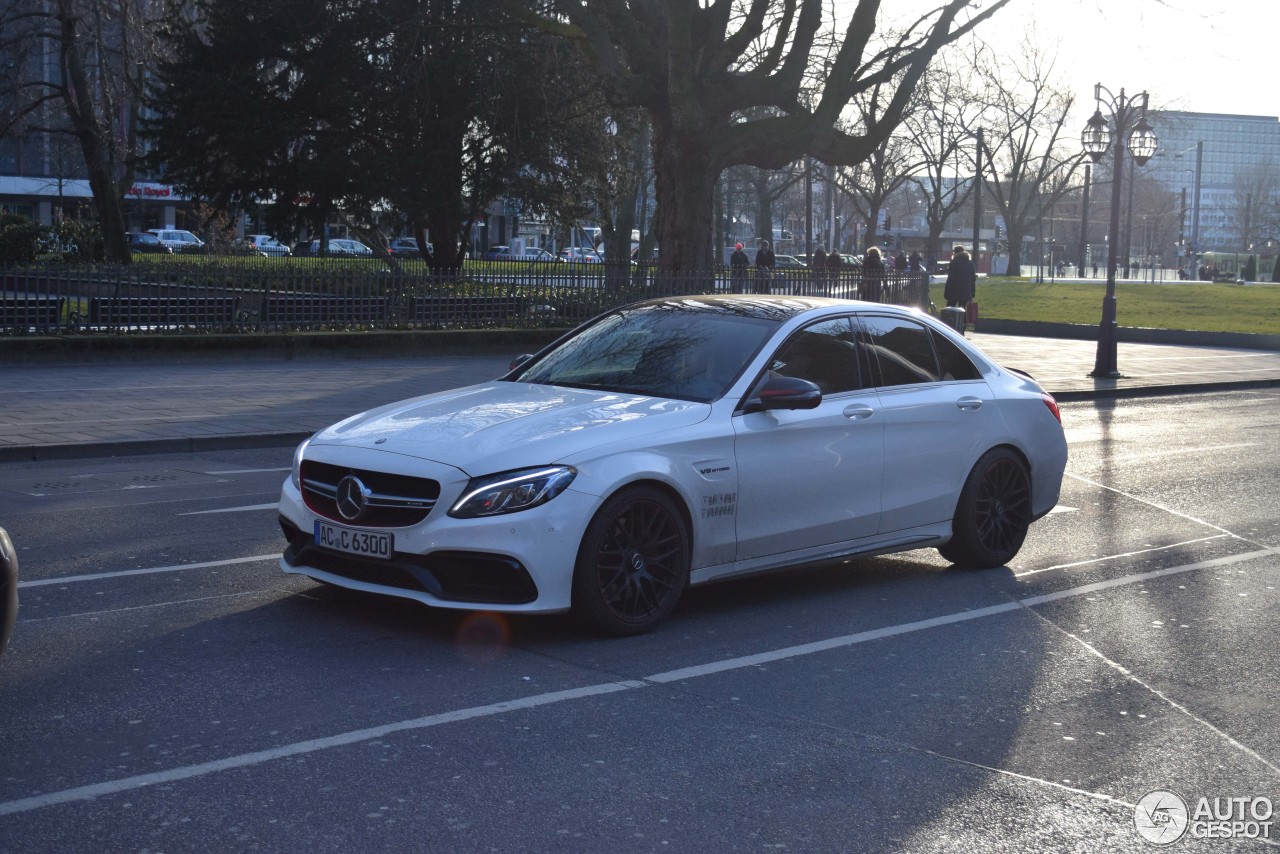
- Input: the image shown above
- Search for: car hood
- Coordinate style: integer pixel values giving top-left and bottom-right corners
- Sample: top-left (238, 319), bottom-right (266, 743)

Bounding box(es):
top-left (309, 382), bottom-right (710, 474)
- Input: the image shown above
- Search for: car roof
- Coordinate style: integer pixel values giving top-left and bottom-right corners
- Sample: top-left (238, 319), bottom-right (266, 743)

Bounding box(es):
top-left (621, 294), bottom-right (918, 321)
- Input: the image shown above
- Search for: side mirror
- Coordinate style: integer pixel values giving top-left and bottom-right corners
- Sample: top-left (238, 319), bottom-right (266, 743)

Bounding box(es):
top-left (508, 354), bottom-right (533, 372)
top-left (743, 374), bottom-right (822, 414)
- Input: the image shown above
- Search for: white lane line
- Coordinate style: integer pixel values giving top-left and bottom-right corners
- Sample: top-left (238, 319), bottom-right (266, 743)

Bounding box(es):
top-left (180, 503), bottom-right (277, 516)
top-left (1021, 604), bottom-right (1280, 781)
top-left (204, 468), bottom-right (291, 475)
top-left (1099, 443), bottom-right (1259, 461)
top-left (0, 681), bottom-right (640, 817)
top-left (1, 547), bottom-right (1272, 817)
top-left (1064, 472), bottom-right (1236, 536)
top-left (1047, 505), bottom-right (1077, 514)
top-left (1014, 535), bottom-right (1233, 578)
top-left (16, 554), bottom-right (279, 589)
top-left (18, 590), bottom-right (267, 622)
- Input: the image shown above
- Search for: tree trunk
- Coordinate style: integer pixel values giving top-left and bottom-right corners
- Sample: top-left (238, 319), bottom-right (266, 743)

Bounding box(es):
top-left (58, 4), bottom-right (131, 264)
top-left (1005, 231), bottom-right (1023, 276)
top-left (652, 116), bottom-right (717, 287)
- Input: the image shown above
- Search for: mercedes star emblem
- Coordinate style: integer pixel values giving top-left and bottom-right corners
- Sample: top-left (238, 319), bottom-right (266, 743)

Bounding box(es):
top-left (335, 474), bottom-right (370, 521)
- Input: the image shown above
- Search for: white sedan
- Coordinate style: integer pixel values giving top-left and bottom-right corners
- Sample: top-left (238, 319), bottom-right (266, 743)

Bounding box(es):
top-left (278, 296), bottom-right (1067, 635)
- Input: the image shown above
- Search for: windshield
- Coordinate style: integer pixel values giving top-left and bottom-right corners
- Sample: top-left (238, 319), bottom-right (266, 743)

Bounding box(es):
top-left (513, 302), bottom-right (781, 402)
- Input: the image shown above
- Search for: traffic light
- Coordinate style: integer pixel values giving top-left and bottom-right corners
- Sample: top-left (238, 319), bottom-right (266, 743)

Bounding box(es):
top-left (883, 214), bottom-right (891, 231)
top-left (994, 224), bottom-right (1003, 240)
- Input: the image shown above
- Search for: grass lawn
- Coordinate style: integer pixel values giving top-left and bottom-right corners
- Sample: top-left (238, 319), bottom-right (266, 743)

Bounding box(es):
top-left (941, 277), bottom-right (1280, 336)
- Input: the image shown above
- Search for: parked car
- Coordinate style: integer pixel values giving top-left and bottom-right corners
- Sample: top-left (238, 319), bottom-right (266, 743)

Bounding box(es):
top-left (389, 237), bottom-right (431, 258)
top-left (559, 247), bottom-right (602, 263)
top-left (774, 254), bottom-right (807, 269)
top-left (278, 295), bottom-right (1067, 636)
top-left (308, 238), bottom-right (373, 257)
top-left (1, 526), bottom-right (16, 659)
top-left (126, 232), bottom-right (172, 255)
top-left (481, 245), bottom-right (557, 262)
top-left (146, 228), bottom-right (205, 253)
top-left (245, 234), bottom-right (291, 257)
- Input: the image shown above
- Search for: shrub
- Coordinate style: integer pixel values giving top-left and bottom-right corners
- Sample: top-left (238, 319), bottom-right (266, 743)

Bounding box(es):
top-left (0, 213), bottom-right (47, 264)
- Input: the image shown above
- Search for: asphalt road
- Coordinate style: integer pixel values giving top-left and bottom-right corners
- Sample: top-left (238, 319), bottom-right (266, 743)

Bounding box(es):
top-left (1, 391), bottom-right (1277, 852)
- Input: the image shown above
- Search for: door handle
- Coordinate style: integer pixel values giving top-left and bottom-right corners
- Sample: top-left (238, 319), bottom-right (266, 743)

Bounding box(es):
top-left (843, 403), bottom-right (875, 420)
top-left (956, 396), bottom-right (984, 411)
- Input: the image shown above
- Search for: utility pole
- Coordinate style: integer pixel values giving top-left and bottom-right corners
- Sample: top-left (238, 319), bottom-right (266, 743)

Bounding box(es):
top-left (972, 128), bottom-right (983, 263)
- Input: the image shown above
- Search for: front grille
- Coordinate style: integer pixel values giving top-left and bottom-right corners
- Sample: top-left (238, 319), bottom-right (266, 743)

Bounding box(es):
top-left (301, 460), bottom-right (440, 527)
top-left (280, 516), bottom-right (538, 605)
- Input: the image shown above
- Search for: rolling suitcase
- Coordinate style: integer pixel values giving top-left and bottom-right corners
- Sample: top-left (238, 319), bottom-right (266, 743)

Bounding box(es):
top-left (940, 306), bottom-right (966, 334)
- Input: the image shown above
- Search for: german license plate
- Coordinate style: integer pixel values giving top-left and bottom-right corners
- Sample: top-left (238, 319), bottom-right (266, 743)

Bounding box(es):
top-left (314, 521), bottom-right (393, 559)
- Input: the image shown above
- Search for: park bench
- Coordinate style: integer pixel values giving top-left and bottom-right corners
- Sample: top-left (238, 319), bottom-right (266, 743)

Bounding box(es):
top-left (0, 296), bottom-right (66, 331)
top-left (404, 295), bottom-right (531, 325)
top-left (259, 295), bottom-right (389, 328)
top-left (86, 296), bottom-right (241, 329)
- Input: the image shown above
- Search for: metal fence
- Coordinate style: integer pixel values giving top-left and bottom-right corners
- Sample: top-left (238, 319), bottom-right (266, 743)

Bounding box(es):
top-left (1, 259), bottom-right (930, 336)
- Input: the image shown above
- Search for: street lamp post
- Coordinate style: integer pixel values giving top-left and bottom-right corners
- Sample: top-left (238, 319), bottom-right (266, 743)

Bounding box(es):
top-left (1080, 84), bottom-right (1158, 379)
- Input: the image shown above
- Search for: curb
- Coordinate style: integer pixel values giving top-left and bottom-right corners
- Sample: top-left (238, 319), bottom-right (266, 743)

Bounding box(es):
top-left (0, 431), bottom-right (311, 464)
top-left (0, 327), bottom-right (567, 365)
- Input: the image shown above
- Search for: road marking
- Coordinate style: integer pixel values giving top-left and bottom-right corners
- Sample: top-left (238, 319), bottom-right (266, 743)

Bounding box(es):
top-left (1014, 535), bottom-right (1233, 577)
top-left (204, 467), bottom-right (291, 475)
top-left (1, 547), bottom-right (1272, 817)
top-left (18, 590), bottom-right (267, 622)
top-left (16, 554), bottom-right (279, 589)
top-left (1064, 472), bottom-right (1236, 536)
top-left (180, 503), bottom-right (277, 516)
top-left (1099, 442), bottom-right (1258, 461)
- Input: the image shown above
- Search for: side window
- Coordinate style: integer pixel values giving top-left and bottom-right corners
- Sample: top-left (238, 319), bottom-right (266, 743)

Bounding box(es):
top-left (769, 317), bottom-right (866, 394)
top-left (929, 328), bottom-right (982, 381)
top-left (858, 315), bottom-right (941, 387)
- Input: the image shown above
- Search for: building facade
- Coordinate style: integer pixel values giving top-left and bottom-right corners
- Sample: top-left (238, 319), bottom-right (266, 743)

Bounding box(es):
top-left (1143, 111), bottom-right (1280, 253)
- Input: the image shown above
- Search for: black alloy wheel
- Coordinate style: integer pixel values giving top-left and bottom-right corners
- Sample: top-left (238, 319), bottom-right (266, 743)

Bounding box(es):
top-left (573, 487), bottom-right (690, 636)
top-left (939, 447), bottom-right (1032, 569)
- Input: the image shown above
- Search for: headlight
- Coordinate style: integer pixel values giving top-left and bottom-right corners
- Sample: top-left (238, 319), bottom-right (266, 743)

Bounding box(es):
top-left (449, 466), bottom-right (576, 518)
top-left (290, 438), bottom-right (311, 491)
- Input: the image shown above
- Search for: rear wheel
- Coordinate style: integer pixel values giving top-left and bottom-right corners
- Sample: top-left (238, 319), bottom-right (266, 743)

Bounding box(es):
top-left (940, 448), bottom-right (1031, 569)
top-left (572, 487), bottom-right (690, 636)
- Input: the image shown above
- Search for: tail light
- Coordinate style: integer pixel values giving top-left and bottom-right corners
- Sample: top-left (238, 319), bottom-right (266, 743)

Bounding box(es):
top-left (1041, 393), bottom-right (1061, 424)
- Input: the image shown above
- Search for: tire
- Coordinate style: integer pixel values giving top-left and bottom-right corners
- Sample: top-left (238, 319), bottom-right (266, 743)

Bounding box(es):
top-left (939, 448), bottom-right (1031, 569)
top-left (572, 486), bottom-right (690, 636)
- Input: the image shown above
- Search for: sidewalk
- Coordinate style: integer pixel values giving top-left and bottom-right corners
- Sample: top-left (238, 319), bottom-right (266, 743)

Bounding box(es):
top-left (2, 332), bottom-right (1280, 462)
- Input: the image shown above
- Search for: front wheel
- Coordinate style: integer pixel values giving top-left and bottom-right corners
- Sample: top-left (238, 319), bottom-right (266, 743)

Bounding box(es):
top-left (572, 487), bottom-right (690, 636)
top-left (939, 448), bottom-right (1031, 569)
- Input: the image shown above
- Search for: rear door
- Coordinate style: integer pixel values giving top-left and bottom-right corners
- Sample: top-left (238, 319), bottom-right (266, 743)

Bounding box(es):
top-left (855, 314), bottom-right (993, 533)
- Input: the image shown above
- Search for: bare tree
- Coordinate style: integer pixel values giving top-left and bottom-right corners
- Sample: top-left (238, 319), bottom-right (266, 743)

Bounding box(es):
top-left (834, 93), bottom-right (917, 254)
top-left (1, 0), bottom-right (176, 263)
top-left (902, 51), bottom-right (985, 266)
top-left (971, 38), bottom-right (1085, 276)
top-left (514, 0), bottom-right (1014, 277)
top-left (1226, 160), bottom-right (1280, 253)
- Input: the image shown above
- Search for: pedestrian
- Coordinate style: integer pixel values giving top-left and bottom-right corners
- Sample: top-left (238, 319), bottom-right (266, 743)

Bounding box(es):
top-left (894, 250), bottom-right (907, 274)
top-left (908, 250), bottom-right (928, 310)
top-left (944, 244), bottom-right (976, 308)
top-left (827, 247), bottom-right (843, 293)
top-left (754, 240), bottom-right (775, 294)
top-left (1092, 259), bottom-right (1099, 278)
top-left (729, 242), bottom-right (749, 293)
top-left (860, 246), bottom-right (885, 302)
top-left (812, 246), bottom-right (828, 294)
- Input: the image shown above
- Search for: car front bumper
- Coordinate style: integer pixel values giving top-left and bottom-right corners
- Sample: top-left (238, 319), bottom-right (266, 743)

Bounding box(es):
top-left (277, 473), bottom-right (598, 614)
